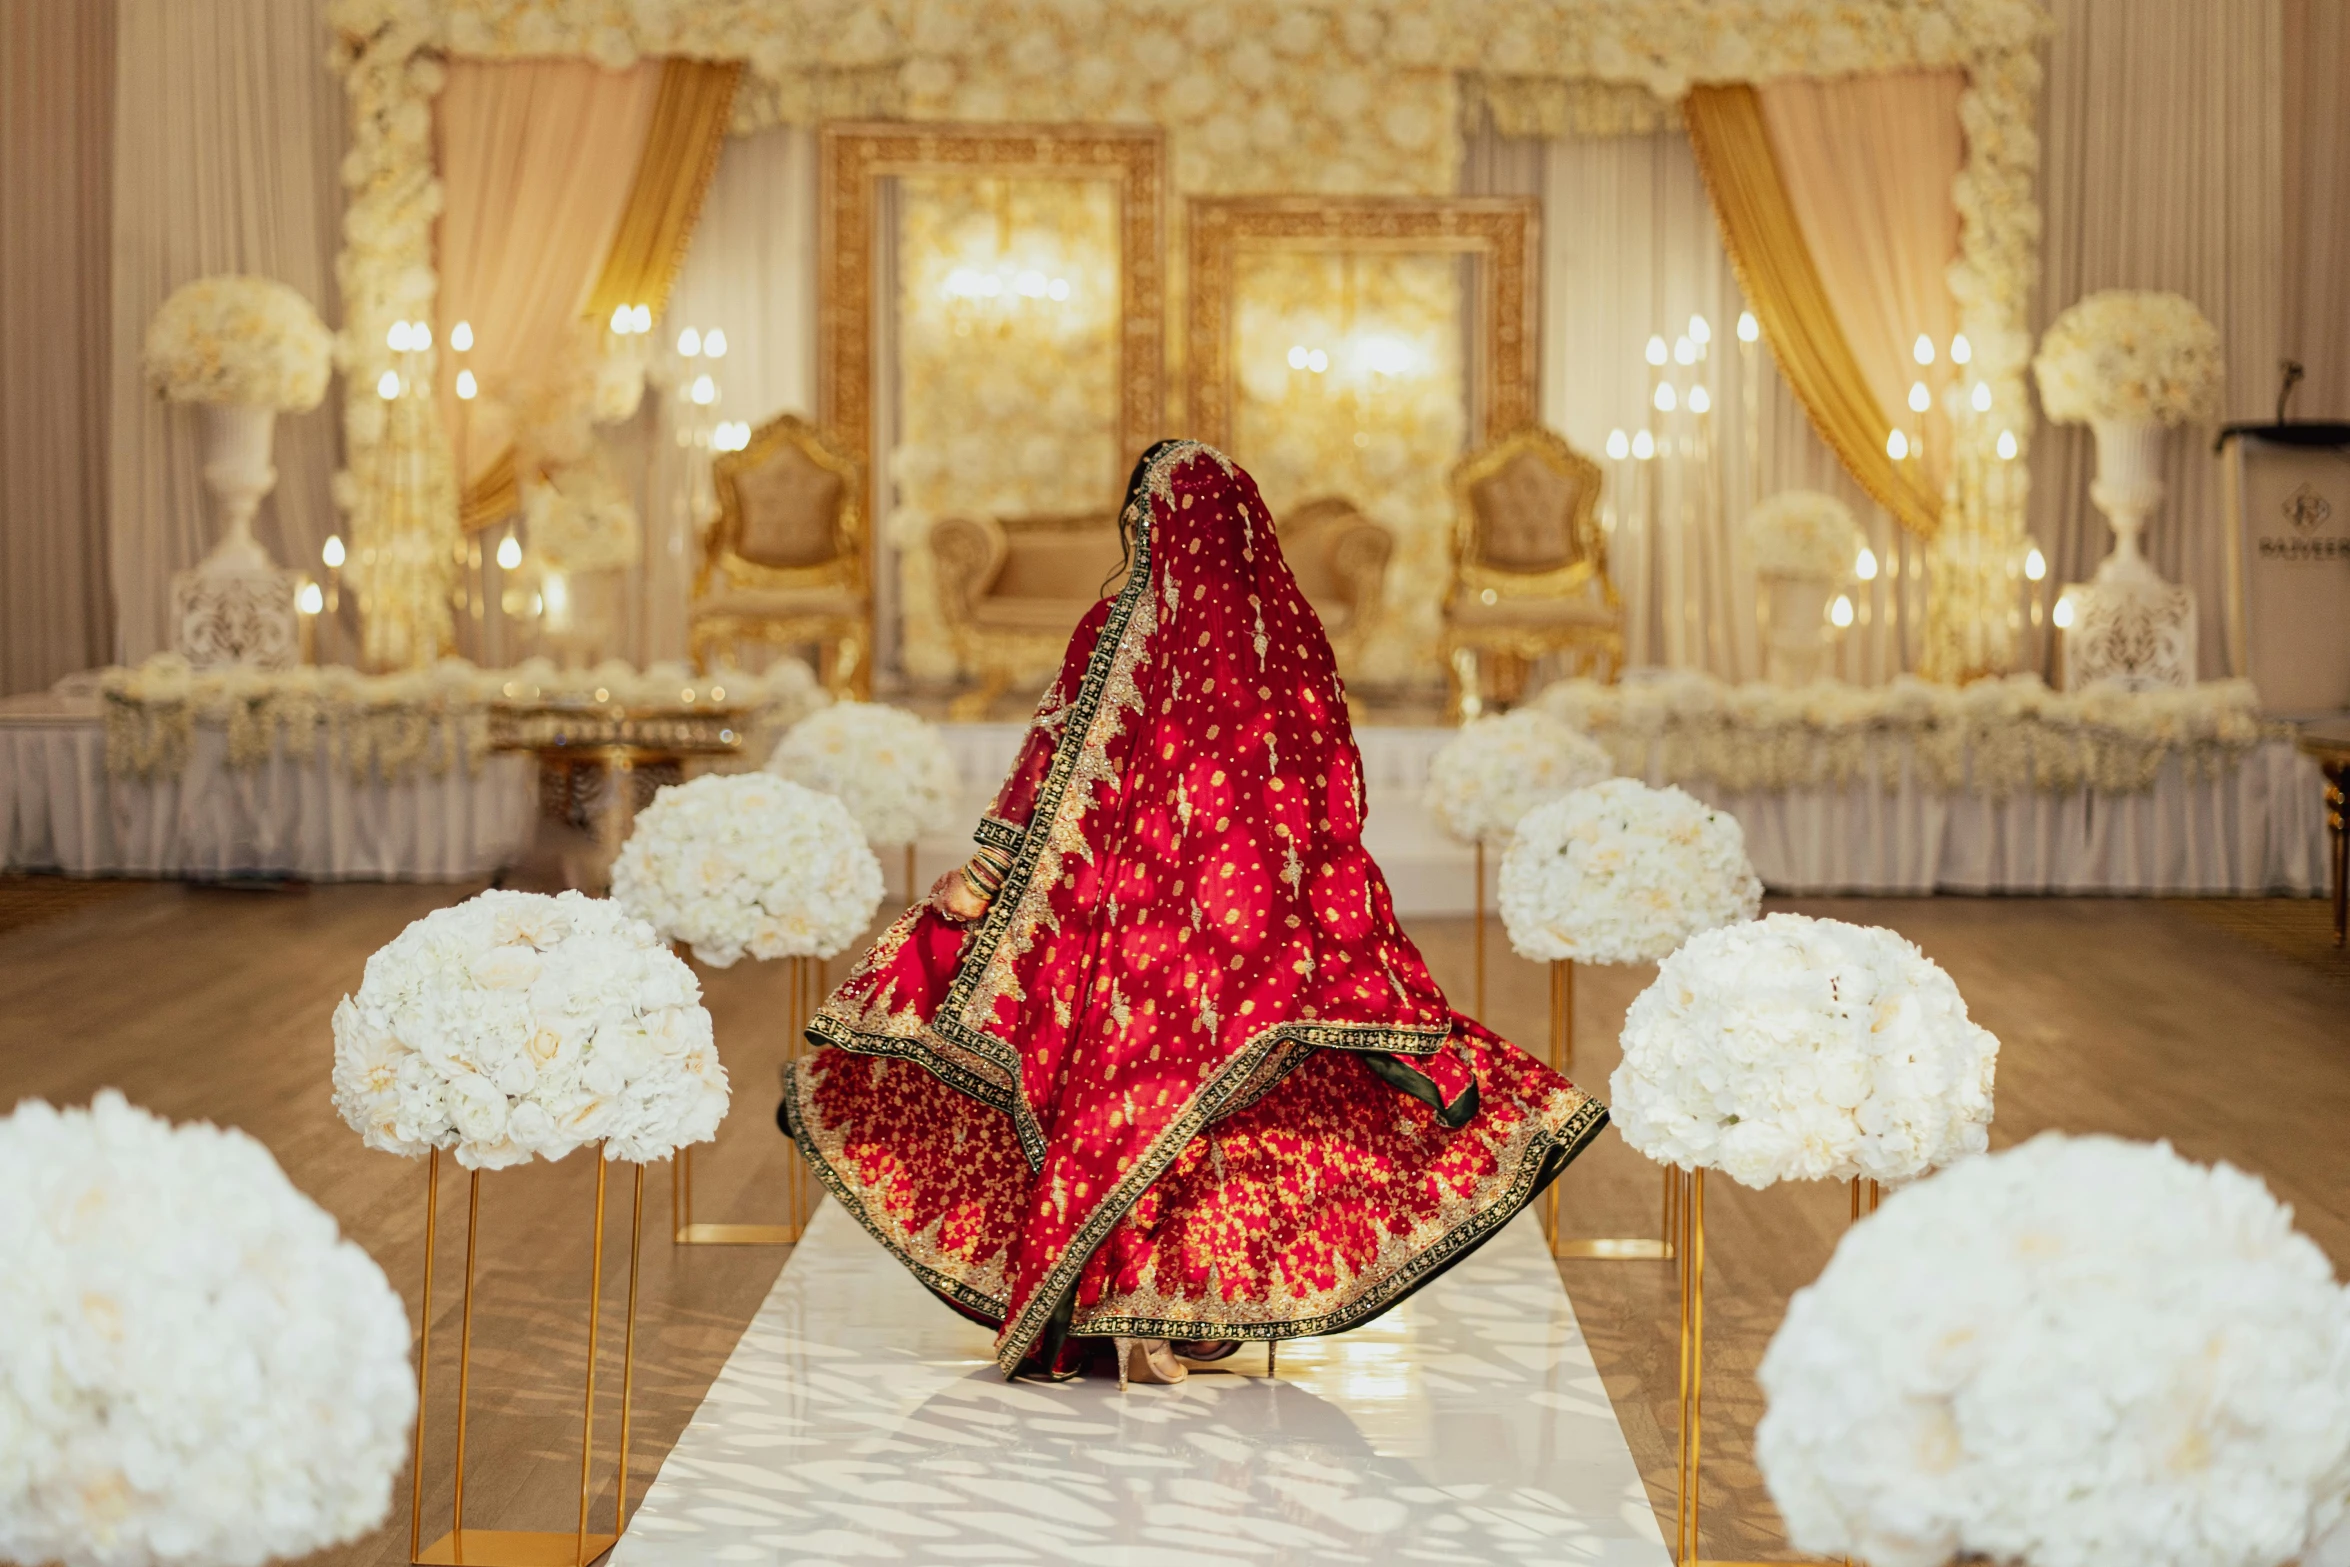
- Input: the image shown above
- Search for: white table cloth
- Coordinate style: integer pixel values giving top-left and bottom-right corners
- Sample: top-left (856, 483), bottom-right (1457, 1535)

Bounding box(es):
top-left (1, 695), bottom-right (534, 881)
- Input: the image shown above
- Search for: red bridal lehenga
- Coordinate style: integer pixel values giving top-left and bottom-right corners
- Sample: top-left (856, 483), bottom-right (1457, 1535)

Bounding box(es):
top-left (781, 440), bottom-right (1606, 1379)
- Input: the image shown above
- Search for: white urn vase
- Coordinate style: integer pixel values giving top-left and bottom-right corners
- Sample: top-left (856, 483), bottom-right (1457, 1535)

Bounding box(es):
top-left (170, 403), bottom-right (300, 667)
top-left (2087, 418), bottom-right (2167, 585)
top-left (1762, 574), bottom-right (1837, 686)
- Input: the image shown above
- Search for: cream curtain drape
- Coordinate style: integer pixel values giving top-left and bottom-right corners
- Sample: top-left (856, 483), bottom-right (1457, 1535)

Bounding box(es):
top-left (2282, 0), bottom-right (2350, 419)
top-left (1757, 70), bottom-right (1966, 502)
top-left (107, 0), bottom-right (347, 664)
top-left (2, 0), bottom-right (115, 694)
top-left (2033, 0), bottom-right (2285, 679)
top-left (433, 59), bottom-right (662, 506)
top-left (1478, 123), bottom-right (1926, 684)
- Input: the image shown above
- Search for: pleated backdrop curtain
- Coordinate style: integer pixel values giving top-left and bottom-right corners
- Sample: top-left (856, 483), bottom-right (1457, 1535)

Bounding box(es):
top-left (2, 0), bottom-right (116, 695)
top-left (1468, 123), bottom-right (1927, 683)
top-left (433, 60), bottom-right (662, 509)
top-left (1757, 70), bottom-right (1966, 505)
top-left (107, 0), bottom-right (348, 664)
top-left (2282, 0), bottom-right (2350, 419)
top-left (2033, 0), bottom-right (2285, 679)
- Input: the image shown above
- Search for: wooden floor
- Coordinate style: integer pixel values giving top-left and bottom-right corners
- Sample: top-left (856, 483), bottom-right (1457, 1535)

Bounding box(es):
top-left (0, 880), bottom-right (2343, 1565)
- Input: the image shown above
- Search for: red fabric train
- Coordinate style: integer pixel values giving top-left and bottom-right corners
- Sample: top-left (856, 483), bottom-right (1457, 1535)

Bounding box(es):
top-left (783, 440), bottom-right (1605, 1377)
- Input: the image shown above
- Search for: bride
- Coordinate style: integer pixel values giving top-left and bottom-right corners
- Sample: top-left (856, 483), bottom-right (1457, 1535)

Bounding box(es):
top-left (781, 440), bottom-right (1605, 1384)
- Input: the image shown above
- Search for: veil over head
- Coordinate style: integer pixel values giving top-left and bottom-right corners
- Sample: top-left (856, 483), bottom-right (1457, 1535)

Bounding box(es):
top-left (795, 441), bottom-right (1599, 1373)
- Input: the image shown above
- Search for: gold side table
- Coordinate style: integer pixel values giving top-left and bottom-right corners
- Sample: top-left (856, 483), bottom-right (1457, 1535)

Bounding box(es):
top-left (490, 702), bottom-right (755, 886)
top-left (2298, 721), bottom-right (2350, 947)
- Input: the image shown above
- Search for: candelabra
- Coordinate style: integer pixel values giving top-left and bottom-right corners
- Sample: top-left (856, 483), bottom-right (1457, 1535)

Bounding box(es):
top-left (352, 319), bottom-right (459, 671)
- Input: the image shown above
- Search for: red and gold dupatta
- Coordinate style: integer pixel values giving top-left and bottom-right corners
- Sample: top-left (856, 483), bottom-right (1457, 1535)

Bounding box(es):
top-left (790, 441), bottom-right (1604, 1374)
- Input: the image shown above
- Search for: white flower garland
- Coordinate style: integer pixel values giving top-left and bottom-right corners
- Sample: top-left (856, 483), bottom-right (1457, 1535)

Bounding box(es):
top-left (1499, 780), bottom-right (1761, 964)
top-left (2033, 289), bottom-right (2224, 427)
top-left (766, 701), bottom-right (959, 849)
top-left (0, 1091), bottom-right (415, 1567)
top-left (143, 274), bottom-right (334, 412)
top-left (1745, 490), bottom-right (1863, 580)
top-left (522, 463), bottom-right (642, 575)
top-left (331, 889), bottom-right (729, 1167)
top-left (1757, 1133), bottom-right (2350, 1567)
top-left (1426, 708), bottom-right (1614, 847)
top-left (1536, 669), bottom-right (2278, 799)
top-left (612, 773), bottom-right (884, 965)
top-left (1611, 912), bottom-right (1998, 1188)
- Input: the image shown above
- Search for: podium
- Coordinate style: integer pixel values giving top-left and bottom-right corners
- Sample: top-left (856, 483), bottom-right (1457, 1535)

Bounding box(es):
top-left (2221, 423), bottom-right (2350, 713)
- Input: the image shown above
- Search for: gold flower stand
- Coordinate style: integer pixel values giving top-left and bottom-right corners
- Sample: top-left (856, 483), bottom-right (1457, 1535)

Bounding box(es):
top-left (408, 1146), bottom-right (644, 1567)
top-left (673, 953), bottom-right (823, 1247)
top-left (1666, 1165), bottom-right (1882, 1566)
top-left (1543, 958), bottom-right (1674, 1261)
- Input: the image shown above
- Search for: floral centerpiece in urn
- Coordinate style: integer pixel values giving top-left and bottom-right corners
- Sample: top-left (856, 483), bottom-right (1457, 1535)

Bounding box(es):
top-left (144, 275), bottom-right (335, 668)
top-left (1744, 490), bottom-right (1862, 686)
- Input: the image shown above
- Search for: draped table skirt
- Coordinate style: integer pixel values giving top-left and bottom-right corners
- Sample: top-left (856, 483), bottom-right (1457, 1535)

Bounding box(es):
top-left (0, 699), bottom-right (534, 881)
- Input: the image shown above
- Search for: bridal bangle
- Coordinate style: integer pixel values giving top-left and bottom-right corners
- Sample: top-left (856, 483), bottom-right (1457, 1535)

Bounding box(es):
top-left (960, 844), bottom-right (1013, 901)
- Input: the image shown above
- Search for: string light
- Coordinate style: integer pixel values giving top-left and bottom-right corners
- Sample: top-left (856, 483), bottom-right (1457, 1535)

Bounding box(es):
top-left (495, 534), bottom-right (522, 570)
top-left (455, 369), bottom-right (478, 400)
top-left (2024, 547), bottom-right (2048, 581)
top-left (1971, 381), bottom-right (1993, 412)
top-left (1632, 430), bottom-right (1656, 460)
top-left (1737, 311), bottom-right (1759, 343)
top-left (1908, 381), bottom-right (1931, 413)
top-left (1830, 594), bottom-right (1855, 628)
top-left (1950, 333), bottom-right (1971, 365)
top-left (450, 321), bottom-right (474, 352)
top-left (1887, 429), bottom-right (1909, 460)
top-left (322, 535), bottom-right (345, 569)
top-left (1997, 430), bottom-right (2019, 460)
top-left (1913, 333), bottom-right (1936, 365)
top-left (1855, 547), bottom-right (1879, 581)
top-left (1606, 429), bottom-right (1630, 460)
top-left (1654, 383), bottom-right (1677, 412)
top-left (1687, 385), bottom-right (1711, 414)
top-left (1646, 335), bottom-right (1669, 366)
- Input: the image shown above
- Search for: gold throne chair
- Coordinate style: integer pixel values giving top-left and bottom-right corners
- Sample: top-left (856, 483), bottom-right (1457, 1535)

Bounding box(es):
top-left (1277, 496), bottom-right (1393, 678)
top-left (1440, 427), bottom-right (1622, 716)
top-left (931, 509), bottom-right (1128, 719)
top-left (691, 414), bottom-right (870, 696)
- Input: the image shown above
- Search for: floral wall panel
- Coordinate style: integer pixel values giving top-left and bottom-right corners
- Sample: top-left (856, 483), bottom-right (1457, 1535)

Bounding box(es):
top-left (890, 175), bottom-right (1123, 680)
top-left (1229, 251), bottom-right (1465, 684)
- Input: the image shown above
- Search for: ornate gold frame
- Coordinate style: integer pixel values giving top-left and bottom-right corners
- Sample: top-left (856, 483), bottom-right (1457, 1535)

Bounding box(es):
top-left (1447, 425), bottom-right (1610, 603)
top-left (817, 121), bottom-right (1169, 537)
top-left (1183, 196), bottom-right (1540, 451)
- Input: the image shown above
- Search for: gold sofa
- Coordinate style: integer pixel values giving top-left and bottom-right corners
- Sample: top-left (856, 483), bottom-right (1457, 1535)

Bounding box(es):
top-left (1276, 496), bottom-right (1393, 678)
top-left (690, 414), bottom-right (870, 696)
top-left (1440, 426), bottom-right (1622, 715)
top-left (931, 510), bottom-right (1128, 718)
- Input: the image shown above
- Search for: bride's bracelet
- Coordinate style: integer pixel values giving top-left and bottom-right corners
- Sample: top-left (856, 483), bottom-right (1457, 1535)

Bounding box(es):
top-left (960, 844), bottom-right (1013, 900)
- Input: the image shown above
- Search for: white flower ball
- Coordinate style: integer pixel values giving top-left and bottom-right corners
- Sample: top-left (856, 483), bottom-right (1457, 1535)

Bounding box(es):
top-left (766, 701), bottom-right (960, 849)
top-left (0, 1091), bottom-right (415, 1567)
top-left (1499, 780), bottom-right (1761, 965)
top-left (331, 889), bottom-right (727, 1169)
top-left (142, 275), bottom-right (332, 412)
top-left (612, 773), bottom-right (883, 966)
top-left (1425, 708), bottom-right (1613, 847)
top-left (2034, 289), bottom-right (2224, 426)
top-left (1746, 489), bottom-right (1864, 580)
top-left (1758, 1134), bottom-right (2350, 1567)
top-left (1611, 913), bottom-right (1997, 1188)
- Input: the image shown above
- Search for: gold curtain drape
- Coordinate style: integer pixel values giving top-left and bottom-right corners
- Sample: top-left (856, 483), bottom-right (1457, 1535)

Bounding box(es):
top-left (1683, 83), bottom-right (1940, 539)
top-left (457, 58), bottom-right (743, 533)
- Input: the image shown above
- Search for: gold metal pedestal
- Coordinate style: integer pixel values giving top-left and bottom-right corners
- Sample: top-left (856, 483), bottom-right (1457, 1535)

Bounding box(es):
top-left (409, 1148), bottom-right (643, 1567)
top-left (673, 953), bottom-right (821, 1247)
top-left (1545, 959), bottom-right (1674, 1261)
top-left (1667, 1168), bottom-right (1884, 1566)
top-left (1472, 841), bottom-right (1487, 1018)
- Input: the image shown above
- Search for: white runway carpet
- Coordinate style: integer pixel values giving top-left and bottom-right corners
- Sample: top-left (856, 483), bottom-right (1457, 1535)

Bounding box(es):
top-left (612, 1198), bottom-right (1672, 1567)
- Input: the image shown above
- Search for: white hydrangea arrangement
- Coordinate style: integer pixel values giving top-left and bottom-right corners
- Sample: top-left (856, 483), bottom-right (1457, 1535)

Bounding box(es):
top-left (522, 463), bottom-right (641, 575)
top-left (331, 889), bottom-right (727, 1169)
top-left (767, 701), bottom-right (961, 848)
top-left (611, 773), bottom-right (884, 967)
top-left (1757, 1133), bottom-right (2350, 1567)
top-left (1426, 708), bottom-right (1614, 847)
top-left (1745, 490), bottom-right (1864, 580)
top-left (1499, 780), bottom-right (1761, 965)
top-left (143, 275), bottom-right (333, 412)
top-left (0, 1091), bottom-right (415, 1567)
top-left (1611, 913), bottom-right (1998, 1188)
top-left (2033, 290), bottom-right (2223, 426)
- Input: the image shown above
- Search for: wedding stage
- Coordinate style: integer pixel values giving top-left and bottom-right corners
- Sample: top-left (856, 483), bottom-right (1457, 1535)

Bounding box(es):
top-left (612, 1197), bottom-right (1668, 1567)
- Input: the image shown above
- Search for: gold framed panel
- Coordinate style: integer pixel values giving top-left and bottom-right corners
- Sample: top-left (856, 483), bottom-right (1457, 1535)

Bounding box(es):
top-left (1183, 196), bottom-right (1540, 453)
top-left (817, 121), bottom-right (1169, 551)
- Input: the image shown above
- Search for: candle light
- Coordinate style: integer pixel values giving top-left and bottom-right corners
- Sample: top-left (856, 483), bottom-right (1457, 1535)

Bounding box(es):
top-left (455, 369), bottom-right (478, 400)
top-left (1632, 430), bottom-right (1655, 460)
top-left (450, 320), bottom-right (473, 352)
top-left (496, 533), bottom-right (522, 571)
top-left (1736, 311), bottom-right (1759, 343)
top-left (1646, 335), bottom-right (1669, 367)
top-left (678, 327), bottom-right (702, 357)
top-left (1913, 334), bottom-right (1936, 366)
top-left (1654, 383), bottom-right (1677, 412)
top-left (1856, 547), bottom-right (1879, 581)
top-left (1606, 429), bottom-right (1630, 460)
top-left (1950, 333), bottom-right (1971, 365)
top-left (703, 329), bottom-right (727, 358)
top-left (1887, 429), bottom-right (1909, 461)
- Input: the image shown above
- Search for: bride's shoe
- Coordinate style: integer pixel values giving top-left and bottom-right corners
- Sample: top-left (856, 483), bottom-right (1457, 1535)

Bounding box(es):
top-left (1114, 1336), bottom-right (1188, 1389)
